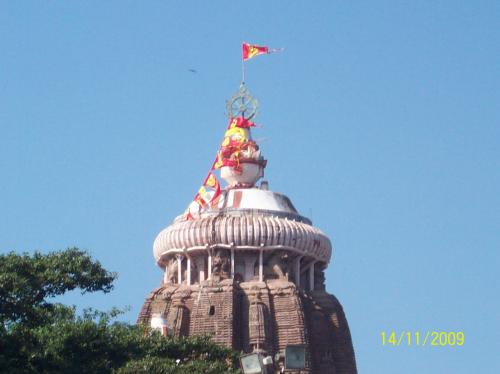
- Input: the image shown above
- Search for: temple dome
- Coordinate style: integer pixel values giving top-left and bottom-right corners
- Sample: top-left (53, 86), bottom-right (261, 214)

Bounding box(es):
top-left (153, 188), bottom-right (332, 268)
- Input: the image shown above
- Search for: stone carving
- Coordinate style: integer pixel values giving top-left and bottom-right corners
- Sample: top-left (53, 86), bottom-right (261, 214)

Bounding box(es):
top-left (165, 258), bottom-right (178, 284)
top-left (166, 297), bottom-right (189, 336)
top-left (248, 291), bottom-right (269, 352)
top-left (211, 249), bottom-right (230, 280)
top-left (264, 250), bottom-right (290, 280)
top-left (193, 256), bottom-right (206, 283)
top-left (314, 266), bottom-right (326, 291)
top-left (161, 288), bottom-right (175, 300)
top-left (188, 259), bottom-right (198, 284)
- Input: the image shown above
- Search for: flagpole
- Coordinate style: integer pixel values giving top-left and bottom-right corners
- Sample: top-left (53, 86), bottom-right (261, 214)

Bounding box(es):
top-left (241, 42), bottom-right (245, 83)
top-left (241, 58), bottom-right (245, 84)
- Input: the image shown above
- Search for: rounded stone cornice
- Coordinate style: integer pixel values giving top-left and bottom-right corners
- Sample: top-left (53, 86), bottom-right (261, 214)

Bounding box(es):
top-left (153, 213), bottom-right (332, 266)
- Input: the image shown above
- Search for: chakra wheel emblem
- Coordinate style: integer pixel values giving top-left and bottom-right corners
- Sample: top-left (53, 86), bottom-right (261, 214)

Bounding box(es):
top-left (226, 83), bottom-right (258, 120)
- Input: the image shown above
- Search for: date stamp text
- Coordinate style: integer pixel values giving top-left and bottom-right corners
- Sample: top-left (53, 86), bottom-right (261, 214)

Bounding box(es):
top-left (381, 331), bottom-right (464, 347)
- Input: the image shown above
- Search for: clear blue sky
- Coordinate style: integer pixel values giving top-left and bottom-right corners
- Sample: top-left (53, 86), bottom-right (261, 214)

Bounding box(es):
top-left (1, 1), bottom-right (498, 373)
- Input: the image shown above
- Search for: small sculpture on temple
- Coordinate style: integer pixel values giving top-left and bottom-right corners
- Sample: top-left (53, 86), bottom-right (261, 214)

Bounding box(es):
top-left (264, 250), bottom-right (290, 280)
top-left (165, 258), bottom-right (178, 284)
top-left (188, 260), bottom-right (198, 284)
top-left (314, 266), bottom-right (326, 291)
top-left (211, 248), bottom-right (230, 280)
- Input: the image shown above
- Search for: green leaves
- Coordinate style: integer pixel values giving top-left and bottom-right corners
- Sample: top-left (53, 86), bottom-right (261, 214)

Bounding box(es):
top-left (1, 316), bottom-right (240, 373)
top-left (0, 248), bottom-right (116, 327)
top-left (0, 249), bottom-right (240, 373)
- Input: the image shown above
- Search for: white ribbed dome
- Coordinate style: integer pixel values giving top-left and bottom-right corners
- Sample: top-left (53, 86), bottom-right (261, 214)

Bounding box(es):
top-left (153, 189), bottom-right (332, 267)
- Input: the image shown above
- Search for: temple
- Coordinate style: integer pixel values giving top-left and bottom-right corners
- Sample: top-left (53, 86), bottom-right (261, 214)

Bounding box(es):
top-left (138, 84), bottom-right (357, 373)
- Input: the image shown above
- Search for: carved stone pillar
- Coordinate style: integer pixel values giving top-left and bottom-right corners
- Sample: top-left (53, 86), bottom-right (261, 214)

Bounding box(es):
top-left (295, 256), bottom-right (303, 288)
top-left (309, 261), bottom-right (316, 291)
top-left (176, 254), bottom-right (184, 285)
top-left (186, 256), bottom-right (191, 286)
top-left (231, 248), bottom-right (235, 279)
top-left (258, 250), bottom-right (263, 282)
top-left (163, 264), bottom-right (169, 284)
top-left (207, 250), bottom-right (212, 280)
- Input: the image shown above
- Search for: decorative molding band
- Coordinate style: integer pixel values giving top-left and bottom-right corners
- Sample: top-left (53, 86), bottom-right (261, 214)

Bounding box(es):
top-left (154, 214), bottom-right (332, 265)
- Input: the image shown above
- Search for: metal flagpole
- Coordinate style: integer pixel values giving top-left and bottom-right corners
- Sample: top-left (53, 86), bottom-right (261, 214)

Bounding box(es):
top-left (241, 56), bottom-right (245, 84)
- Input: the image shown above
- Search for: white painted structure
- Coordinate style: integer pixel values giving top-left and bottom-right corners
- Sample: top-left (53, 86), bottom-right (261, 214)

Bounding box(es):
top-left (152, 118), bottom-right (333, 291)
top-left (153, 185), bottom-right (332, 291)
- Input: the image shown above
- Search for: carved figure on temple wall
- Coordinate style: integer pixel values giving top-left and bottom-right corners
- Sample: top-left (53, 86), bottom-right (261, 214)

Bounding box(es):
top-left (188, 259), bottom-right (198, 284)
top-left (166, 258), bottom-right (178, 284)
top-left (314, 266), bottom-right (326, 290)
top-left (248, 291), bottom-right (269, 352)
top-left (264, 250), bottom-right (290, 280)
top-left (166, 298), bottom-right (189, 336)
top-left (211, 249), bottom-right (230, 279)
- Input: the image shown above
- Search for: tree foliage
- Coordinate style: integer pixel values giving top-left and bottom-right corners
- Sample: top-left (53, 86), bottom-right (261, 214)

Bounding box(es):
top-left (0, 249), bottom-right (240, 373)
top-left (0, 248), bottom-right (116, 327)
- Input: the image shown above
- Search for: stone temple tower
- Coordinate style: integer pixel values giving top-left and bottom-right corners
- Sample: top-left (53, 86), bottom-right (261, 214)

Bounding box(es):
top-left (138, 85), bottom-right (357, 374)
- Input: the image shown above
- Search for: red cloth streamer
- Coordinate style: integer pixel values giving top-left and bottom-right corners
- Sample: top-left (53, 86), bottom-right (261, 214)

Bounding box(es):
top-left (185, 116), bottom-right (256, 219)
